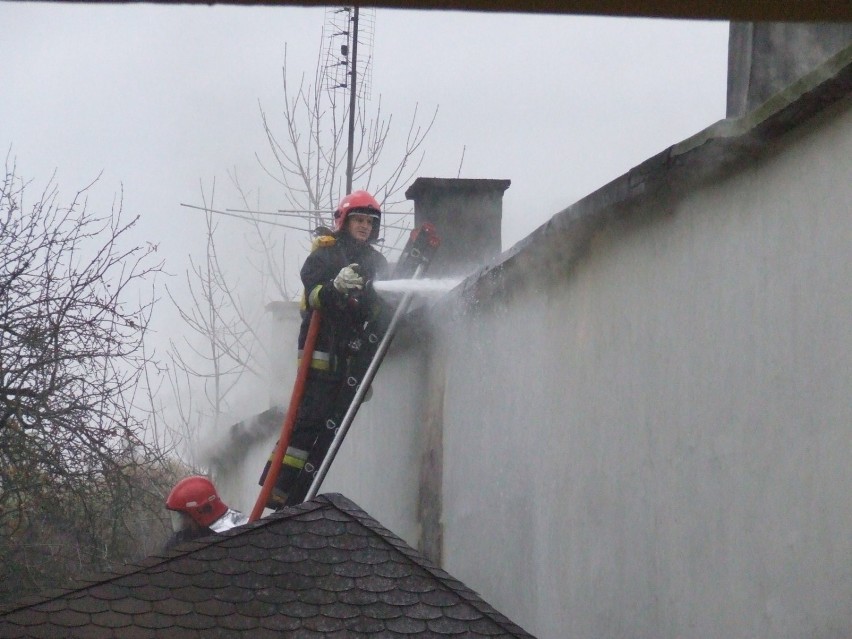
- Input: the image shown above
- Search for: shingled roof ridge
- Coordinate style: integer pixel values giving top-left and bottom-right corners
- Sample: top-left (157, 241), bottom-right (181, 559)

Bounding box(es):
top-left (0, 496), bottom-right (366, 616)
top-left (0, 558), bottom-right (179, 617)
top-left (319, 493), bottom-right (538, 638)
top-left (0, 502), bottom-right (304, 616)
top-left (0, 494), bottom-right (536, 636)
top-left (0, 588), bottom-right (79, 616)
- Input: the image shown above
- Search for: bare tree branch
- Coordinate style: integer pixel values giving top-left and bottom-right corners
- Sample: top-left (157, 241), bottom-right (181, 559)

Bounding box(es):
top-left (0, 157), bottom-right (179, 603)
top-left (169, 27), bottom-right (439, 467)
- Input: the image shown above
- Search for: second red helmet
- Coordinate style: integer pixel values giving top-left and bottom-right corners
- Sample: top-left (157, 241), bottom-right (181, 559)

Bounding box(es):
top-left (165, 476), bottom-right (228, 528)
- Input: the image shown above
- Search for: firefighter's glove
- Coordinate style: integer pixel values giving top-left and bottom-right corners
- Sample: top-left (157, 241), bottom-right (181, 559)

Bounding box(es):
top-left (333, 264), bottom-right (364, 293)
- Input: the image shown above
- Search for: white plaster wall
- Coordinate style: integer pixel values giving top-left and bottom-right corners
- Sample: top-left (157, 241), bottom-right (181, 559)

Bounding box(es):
top-left (271, 99), bottom-right (850, 637)
top-left (321, 336), bottom-right (428, 546)
top-left (436, 102), bottom-right (852, 638)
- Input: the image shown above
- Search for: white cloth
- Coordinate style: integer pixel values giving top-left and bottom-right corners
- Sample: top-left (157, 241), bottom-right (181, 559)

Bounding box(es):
top-left (209, 508), bottom-right (249, 533)
top-left (333, 264), bottom-right (364, 292)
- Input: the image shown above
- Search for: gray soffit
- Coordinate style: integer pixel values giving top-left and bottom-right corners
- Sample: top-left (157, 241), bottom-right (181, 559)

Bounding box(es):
top-left (430, 43), bottom-right (852, 317)
top-left (22, 1), bottom-right (852, 22)
top-left (0, 494), bottom-right (536, 639)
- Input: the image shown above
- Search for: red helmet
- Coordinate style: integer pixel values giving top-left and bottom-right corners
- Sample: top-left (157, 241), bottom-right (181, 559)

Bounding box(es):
top-left (334, 190), bottom-right (381, 241)
top-left (166, 476), bottom-right (228, 528)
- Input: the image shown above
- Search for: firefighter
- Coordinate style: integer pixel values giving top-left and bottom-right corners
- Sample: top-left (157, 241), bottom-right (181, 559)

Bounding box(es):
top-left (264, 190), bottom-right (389, 507)
top-left (164, 475), bottom-right (248, 549)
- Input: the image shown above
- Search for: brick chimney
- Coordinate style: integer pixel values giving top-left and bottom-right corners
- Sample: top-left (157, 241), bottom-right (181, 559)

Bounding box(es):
top-left (404, 177), bottom-right (511, 278)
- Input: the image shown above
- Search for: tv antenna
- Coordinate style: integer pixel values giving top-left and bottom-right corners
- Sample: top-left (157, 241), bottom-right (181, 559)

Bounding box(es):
top-left (323, 6), bottom-right (376, 193)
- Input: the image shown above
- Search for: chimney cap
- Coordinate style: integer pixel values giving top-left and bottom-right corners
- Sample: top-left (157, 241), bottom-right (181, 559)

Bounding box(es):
top-left (405, 177), bottom-right (511, 200)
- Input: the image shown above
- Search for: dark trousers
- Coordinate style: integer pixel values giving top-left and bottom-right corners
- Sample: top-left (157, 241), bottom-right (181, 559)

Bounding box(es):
top-left (261, 375), bottom-right (342, 507)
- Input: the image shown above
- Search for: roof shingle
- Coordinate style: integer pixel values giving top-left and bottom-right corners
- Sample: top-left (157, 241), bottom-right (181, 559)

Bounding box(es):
top-left (0, 493), bottom-right (535, 638)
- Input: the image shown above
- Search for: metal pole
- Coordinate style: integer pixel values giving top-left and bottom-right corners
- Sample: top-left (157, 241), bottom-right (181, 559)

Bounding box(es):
top-left (304, 262), bottom-right (426, 501)
top-left (345, 6), bottom-right (359, 194)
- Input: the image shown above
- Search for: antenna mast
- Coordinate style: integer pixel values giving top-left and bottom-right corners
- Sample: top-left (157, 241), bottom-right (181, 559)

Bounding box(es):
top-left (324, 6), bottom-right (375, 194)
top-left (345, 7), bottom-right (359, 194)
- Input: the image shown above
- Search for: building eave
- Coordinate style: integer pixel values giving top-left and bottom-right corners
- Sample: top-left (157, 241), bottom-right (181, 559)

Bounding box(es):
top-left (20, 1), bottom-right (852, 22)
top-left (427, 43), bottom-right (852, 317)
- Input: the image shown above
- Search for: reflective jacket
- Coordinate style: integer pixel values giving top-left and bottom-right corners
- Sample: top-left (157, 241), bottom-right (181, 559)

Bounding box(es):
top-left (298, 232), bottom-right (388, 378)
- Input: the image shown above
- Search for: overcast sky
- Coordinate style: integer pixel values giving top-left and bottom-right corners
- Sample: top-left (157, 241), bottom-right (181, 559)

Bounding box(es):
top-left (2, 3), bottom-right (728, 245)
top-left (1, 2), bottom-right (728, 423)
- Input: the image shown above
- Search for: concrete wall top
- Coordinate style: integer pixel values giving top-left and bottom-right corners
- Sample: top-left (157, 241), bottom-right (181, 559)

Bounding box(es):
top-left (405, 177), bottom-right (511, 199)
top-left (727, 22), bottom-right (852, 117)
